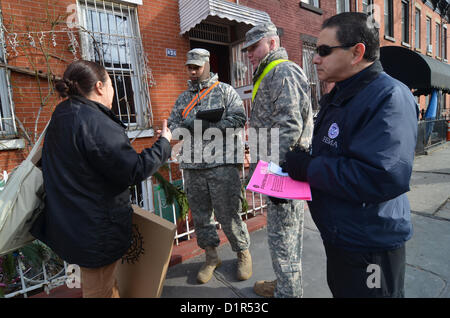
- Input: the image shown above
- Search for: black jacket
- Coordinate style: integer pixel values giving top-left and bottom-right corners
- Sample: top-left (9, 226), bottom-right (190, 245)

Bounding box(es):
top-left (31, 96), bottom-right (171, 268)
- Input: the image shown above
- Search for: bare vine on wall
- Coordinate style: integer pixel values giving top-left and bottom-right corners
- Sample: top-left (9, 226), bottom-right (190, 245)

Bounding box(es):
top-left (0, 3), bottom-right (72, 145)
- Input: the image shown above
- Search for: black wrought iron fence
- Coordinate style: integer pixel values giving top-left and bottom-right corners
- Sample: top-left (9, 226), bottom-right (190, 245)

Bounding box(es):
top-left (416, 118), bottom-right (448, 155)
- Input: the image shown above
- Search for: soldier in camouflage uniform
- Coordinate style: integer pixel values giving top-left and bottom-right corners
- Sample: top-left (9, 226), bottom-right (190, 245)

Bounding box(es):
top-left (168, 49), bottom-right (252, 284)
top-left (242, 23), bottom-right (314, 298)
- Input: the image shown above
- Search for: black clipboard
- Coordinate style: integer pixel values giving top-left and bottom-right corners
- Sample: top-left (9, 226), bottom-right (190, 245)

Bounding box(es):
top-left (196, 108), bottom-right (224, 122)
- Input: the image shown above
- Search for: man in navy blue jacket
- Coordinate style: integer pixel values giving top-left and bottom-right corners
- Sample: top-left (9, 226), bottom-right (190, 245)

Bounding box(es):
top-left (283, 12), bottom-right (418, 297)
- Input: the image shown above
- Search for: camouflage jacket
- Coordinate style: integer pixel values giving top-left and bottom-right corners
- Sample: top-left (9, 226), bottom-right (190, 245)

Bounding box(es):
top-left (249, 47), bottom-right (313, 168)
top-left (168, 73), bottom-right (246, 170)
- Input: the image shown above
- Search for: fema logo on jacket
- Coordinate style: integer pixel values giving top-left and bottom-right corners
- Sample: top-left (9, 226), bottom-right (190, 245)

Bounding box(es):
top-left (322, 122), bottom-right (339, 148)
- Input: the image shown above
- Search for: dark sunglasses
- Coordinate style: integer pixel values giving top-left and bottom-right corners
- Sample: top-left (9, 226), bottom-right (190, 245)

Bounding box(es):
top-left (315, 43), bottom-right (356, 57)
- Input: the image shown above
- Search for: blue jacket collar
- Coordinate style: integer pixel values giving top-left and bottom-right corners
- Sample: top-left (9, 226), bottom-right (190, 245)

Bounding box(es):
top-left (320, 60), bottom-right (384, 108)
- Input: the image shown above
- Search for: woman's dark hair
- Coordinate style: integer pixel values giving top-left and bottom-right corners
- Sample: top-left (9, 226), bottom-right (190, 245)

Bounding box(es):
top-left (322, 12), bottom-right (380, 62)
top-left (55, 60), bottom-right (108, 98)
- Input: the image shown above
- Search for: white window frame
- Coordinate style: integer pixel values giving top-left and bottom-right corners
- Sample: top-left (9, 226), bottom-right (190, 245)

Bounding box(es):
top-left (384, 0), bottom-right (394, 38)
top-left (302, 42), bottom-right (325, 114)
top-left (426, 17), bottom-right (432, 53)
top-left (0, 14), bottom-right (17, 141)
top-left (337, 0), bottom-right (350, 14)
top-left (415, 9), bottom-right (421, 49)
top-left (301, 0), bottom-right (320, 8)
top-left (78, 0), bottom-right (153, 135)
top-left (362, 0), bottom-right (374, 13)
top-left (401, 0), bottom-right (410, 44)
top-left (435, 22), bottom-right (440, 58)
top-left (443, 26), bottom-right (447, 61)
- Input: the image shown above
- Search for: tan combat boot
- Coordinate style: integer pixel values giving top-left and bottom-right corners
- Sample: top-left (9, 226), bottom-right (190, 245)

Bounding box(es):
top-left (236, 249), bottom-right (252, 281)
top-left (253, 280), bottom-right (277, 298)
top-left (197, 246), bottom-right (222, 284)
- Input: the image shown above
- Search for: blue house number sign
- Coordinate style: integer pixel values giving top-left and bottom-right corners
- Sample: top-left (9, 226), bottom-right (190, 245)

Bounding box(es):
top-left (166, 48), bottom-right (177, 57)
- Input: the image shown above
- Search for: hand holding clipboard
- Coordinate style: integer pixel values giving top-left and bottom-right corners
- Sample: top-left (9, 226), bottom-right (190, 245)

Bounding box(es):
top-left (196, 108), bottom-right (224, 123)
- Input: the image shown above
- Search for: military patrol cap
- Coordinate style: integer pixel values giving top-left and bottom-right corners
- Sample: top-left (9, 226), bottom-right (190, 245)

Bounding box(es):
top-left (185, 48), bottom-right (210, 66)
top-left (241, 22), bottom-right (278, 52)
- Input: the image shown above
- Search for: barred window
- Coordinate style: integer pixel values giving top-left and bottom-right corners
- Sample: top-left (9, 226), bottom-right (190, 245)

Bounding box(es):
top-left (78, 0), bottom-right (152, 131)
top-left (302, 42), bottom-right (325, 113)
top-left (0, 15), bottom-right (16, 138)
top-left (362, 0), bottom-right (374, 14)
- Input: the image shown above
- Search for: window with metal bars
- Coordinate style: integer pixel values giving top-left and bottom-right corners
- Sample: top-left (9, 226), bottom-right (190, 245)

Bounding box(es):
top-left (302, 42), bottom-right (324, 113)
top-left (78, 0), bottom-right (152, 131)
top-left (0, 14), bottom-right (16, 139)
top-left (362, 0), bottom-right (374, 14)
top-left (188, 22), bottom-right (230, 44)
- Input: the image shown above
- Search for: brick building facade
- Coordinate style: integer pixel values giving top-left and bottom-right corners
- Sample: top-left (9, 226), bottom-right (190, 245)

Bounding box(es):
top-left (0, 0), bottom-right (448, 185)
top-left (0, 0), bottom-right (336, 175)
top-left (356, 0), bottom-right (450, 117)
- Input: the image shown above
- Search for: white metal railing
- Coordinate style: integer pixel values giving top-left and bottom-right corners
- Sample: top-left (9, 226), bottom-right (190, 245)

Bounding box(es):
top-left (3, 257), bottom-right (67, 299)
top-left (133, 159), bottom-right (267, 246)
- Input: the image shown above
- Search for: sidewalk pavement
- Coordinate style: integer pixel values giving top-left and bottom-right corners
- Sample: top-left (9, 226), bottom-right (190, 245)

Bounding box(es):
top-left (162, 142), bottom-right (450, 298)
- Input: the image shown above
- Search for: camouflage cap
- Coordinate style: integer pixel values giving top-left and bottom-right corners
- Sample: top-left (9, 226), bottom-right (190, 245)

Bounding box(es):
top-left (241, 22), bottom-right (278, 52)
top-left (185, 48), bottom-right (210, 66)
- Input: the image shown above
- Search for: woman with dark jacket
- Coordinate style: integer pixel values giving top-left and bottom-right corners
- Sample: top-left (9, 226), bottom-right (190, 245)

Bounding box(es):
top-left (31, 60), bottom-right (172, 297)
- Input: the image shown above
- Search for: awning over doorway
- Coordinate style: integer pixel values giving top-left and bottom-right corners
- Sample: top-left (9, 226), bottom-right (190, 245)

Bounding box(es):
top-left (178, 0), bottom-right (271, 35)
top-left (380, 46), bottom-right (450, 94)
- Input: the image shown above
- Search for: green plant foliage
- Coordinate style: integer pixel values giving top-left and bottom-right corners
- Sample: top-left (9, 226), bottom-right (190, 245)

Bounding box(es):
top-left (241, 183), bottom-right (249, 214)
top-left (19, 241), bottom-right (49, 268)
top-left (2, 253), bottom-right (16, 283)
top-left (153, 172), bottom-right (190, 221)
top-left (0, 240), bottom-right (62, 297)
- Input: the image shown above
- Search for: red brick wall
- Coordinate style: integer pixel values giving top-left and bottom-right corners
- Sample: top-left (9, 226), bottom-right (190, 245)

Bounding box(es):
top-left (369, 0), bottom-right (450, 117)
top-left (3, 0), bottom-right (446, 176)
top-left (0, 0), bottom-right (192, 174)
top-left (137, 0), bottom-right (190, 128)
top-left (0, 0), bottom-right (74, 172)
top-left (1, 0), bottom-right (336, 174)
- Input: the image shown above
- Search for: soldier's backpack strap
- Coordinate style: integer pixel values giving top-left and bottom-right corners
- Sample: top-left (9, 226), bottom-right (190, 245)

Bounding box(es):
top-left (182, 81), bottom-right (220, 118)
top-left (252, 59), bottom-right (290, 102)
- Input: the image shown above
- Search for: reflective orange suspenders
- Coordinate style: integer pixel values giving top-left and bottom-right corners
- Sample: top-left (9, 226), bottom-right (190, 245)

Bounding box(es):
top-left (182, 81), bottom-right (220, 118)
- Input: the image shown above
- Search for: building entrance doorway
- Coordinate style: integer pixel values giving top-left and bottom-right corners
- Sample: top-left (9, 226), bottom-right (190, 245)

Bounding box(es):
top-left (190, 40), bottom-right (230, 85)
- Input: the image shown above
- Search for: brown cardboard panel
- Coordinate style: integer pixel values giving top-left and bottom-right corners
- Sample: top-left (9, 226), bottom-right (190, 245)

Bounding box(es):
top-left (116, 204), bottom-right (177, 298)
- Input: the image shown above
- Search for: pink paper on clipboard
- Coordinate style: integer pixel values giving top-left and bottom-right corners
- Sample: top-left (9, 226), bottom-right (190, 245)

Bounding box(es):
top-left (246, 160), bottom-right (312, 201)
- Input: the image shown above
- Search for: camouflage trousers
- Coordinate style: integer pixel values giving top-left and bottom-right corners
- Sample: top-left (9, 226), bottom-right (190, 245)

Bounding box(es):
top-left (184, 165), bottom-right (250, 252)
top-left (266, 199), bottom-right (305, 298)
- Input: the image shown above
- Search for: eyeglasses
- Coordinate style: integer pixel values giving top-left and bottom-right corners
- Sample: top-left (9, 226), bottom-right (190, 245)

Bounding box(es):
top-left (315, 44), bottom-right (356, 57)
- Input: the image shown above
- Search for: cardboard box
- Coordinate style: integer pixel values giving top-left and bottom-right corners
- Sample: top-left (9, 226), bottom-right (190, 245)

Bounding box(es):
top-left (116, 204), bottom-right (177, 298)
